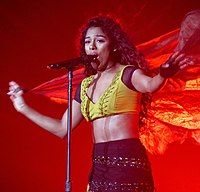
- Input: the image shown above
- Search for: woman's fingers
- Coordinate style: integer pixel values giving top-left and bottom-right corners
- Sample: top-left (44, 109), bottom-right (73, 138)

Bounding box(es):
top-left (170, 52), bottom-right (196, 70)
top-left (169, 51), bottom-right (180, 62)
top-left (174, 53), bottom-right (185, 63)
top-left (179, 58), bottom-right (190, 65)
top-left (168, 52), bottom-right (185, 66)
top-left (179, 60), bottom-right (195, 69)
top-left (8, 81), bottom-right (27, 112)
top-left (178, 55), bottom-right (195, 69)
top-left (7, 81), bottom-right (24, 97)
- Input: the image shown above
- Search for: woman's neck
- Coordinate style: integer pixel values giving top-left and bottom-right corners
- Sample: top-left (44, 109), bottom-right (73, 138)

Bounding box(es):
top-left (97, 62), bottom-right (121, 76)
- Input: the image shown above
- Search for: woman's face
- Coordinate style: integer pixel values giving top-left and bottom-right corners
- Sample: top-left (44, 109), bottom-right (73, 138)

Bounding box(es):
top-left (84, 27), bottom-right (112, 71)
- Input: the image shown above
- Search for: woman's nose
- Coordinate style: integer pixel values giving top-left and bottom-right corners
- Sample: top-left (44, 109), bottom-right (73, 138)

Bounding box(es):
top-left (89, 41), bottom-right (96, 50)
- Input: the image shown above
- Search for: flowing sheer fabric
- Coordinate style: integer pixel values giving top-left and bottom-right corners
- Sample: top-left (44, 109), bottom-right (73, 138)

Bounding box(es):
top-left (138, 10), bottom-right (200, 154)
top-left (29, 10), bottom-right (200, 154)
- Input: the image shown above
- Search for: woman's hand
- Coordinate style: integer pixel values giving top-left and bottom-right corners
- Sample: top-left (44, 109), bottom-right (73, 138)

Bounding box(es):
top-left (171, 52), bottom-right (195, 69)
top-left (7, 81), bottom-right (27, 112)
top-left (160, 52), bottom-right (195, 78)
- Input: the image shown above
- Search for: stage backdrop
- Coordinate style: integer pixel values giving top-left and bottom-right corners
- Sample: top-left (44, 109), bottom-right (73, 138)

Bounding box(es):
top-left (1, 0), bottom-right (200, 191)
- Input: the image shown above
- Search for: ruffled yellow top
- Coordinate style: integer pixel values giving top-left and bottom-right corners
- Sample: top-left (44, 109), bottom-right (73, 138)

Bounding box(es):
top-left (80, 65), bottom-right (141, 121)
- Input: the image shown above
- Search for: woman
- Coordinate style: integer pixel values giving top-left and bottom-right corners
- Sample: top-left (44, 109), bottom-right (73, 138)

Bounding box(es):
top-left (8, 16), bottom-right (193, 191)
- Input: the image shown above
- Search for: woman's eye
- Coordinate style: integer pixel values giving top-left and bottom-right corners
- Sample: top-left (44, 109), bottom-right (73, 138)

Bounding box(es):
top-left (84, 40), bottom-right (90, 44)
top-left (97, 39), bottom-right (105, 43)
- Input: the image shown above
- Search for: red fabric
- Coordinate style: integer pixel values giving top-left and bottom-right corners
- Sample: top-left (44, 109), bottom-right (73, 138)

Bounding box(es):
top-left (137, 25), bottom-right (200, 153)
top-left (138, 10), bottom-right (200, 153)
top-left (29, 12), bottom-right (200, 154)
top-left (30, 68), bottom-right (85, 103)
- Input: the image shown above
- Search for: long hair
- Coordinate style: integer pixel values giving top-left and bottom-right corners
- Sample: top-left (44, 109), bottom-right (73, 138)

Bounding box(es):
top-left (79, 15), bottom-right (148, 76)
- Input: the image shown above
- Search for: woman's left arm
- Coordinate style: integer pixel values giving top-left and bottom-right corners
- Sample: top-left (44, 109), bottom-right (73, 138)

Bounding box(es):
top-left (132, 52), bottom-right (195, 93)
top-left (131, 70), bottom-right (166, 93)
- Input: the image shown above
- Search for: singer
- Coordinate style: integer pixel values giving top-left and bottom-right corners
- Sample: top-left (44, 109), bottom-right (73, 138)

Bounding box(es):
top-left (8, 12), bottom-right (198, 192)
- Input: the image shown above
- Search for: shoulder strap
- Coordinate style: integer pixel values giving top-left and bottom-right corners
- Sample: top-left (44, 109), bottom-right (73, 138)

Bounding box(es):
top-left (120, 65), bottom-right (138, 90)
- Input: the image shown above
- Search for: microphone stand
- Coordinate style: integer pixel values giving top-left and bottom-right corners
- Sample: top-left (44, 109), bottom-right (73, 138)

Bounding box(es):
top-left (65, 66), bottom-right (73, 192)
top-left (47, 55), bottom-right (97, 192)
top-left (48, 62), bottom-right (80, 192)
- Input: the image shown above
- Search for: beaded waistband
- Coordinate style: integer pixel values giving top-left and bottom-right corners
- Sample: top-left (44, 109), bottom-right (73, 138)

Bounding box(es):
top-left (93, 155), bottom-right (150, 170)
top-left (89, 180), bottom-right (154, 191)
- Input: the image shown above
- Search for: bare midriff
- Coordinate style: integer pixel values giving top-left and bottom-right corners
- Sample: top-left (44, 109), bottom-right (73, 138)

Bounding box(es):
top-left (91, 113), bottom-right (139, 143)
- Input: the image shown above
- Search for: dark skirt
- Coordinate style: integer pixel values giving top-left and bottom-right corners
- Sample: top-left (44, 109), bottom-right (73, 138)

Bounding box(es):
top-left (88, 138), bottom-right (154, 192)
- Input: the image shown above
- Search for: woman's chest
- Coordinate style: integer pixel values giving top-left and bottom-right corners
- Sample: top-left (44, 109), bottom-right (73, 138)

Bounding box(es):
top-left (87, 75), bottom-right (116, 104)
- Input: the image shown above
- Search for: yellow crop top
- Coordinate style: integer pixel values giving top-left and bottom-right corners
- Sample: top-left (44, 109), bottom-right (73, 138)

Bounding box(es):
top-left (80, 65), bottom-right (141, 121)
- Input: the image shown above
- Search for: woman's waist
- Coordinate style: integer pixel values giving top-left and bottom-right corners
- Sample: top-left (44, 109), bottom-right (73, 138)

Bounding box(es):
top-left (92, 114), bottom-right (140, 143)
top-left (93, 132), bottom-right (139, 144)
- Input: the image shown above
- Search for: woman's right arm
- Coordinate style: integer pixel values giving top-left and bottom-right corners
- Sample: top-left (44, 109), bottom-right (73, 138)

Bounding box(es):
top-left (8, 81), bottom-right (84, 138)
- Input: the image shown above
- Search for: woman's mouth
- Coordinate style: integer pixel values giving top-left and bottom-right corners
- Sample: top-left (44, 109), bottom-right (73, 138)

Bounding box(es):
top-left (88, 54), bottom-right (100, 64)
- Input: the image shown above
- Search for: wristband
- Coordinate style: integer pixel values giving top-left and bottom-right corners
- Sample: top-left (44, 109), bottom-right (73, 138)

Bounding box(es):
top-left (159, 61), bottom-right (180, 78)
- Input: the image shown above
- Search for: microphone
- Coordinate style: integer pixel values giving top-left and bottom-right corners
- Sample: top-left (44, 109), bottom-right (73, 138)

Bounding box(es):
top-left (47, 55), bottom-right (98, 70)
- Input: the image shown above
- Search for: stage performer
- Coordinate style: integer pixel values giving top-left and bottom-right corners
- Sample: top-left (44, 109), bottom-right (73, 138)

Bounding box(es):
top-left (8, 15), bottom-right (196, 191)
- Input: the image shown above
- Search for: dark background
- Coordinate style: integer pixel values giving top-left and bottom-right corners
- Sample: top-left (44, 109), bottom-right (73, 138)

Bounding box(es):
top-left (1, 0), bottom-right (200, 191)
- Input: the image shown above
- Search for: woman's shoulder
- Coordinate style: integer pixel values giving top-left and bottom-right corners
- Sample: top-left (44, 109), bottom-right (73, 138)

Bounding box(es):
top-left (119, 64), bottom-right (140, 91)
top-left (119, 64), bottom-right (139, 74)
